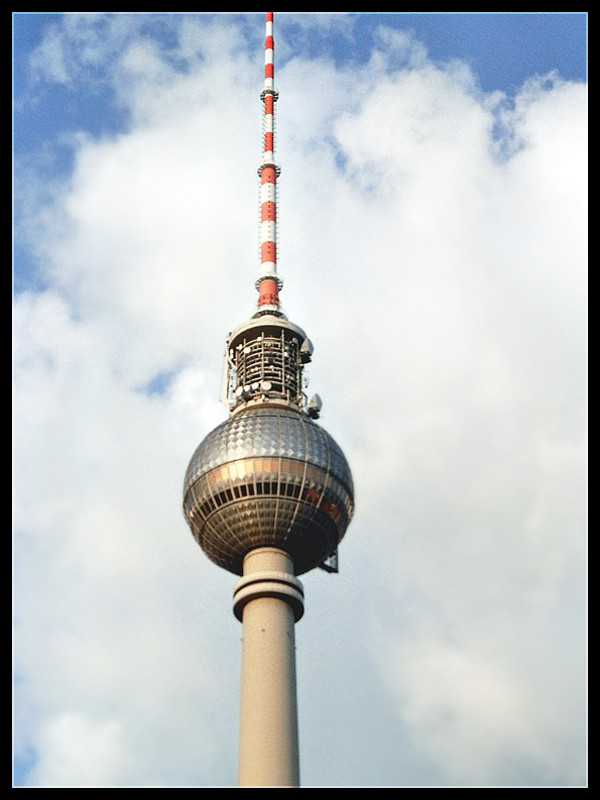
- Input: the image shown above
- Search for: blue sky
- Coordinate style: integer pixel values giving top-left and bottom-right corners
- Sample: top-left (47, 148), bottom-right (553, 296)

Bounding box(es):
top-left (13, 13), bottom-right (587, 169)
top-left (13, 12), bottom-right (587, 788)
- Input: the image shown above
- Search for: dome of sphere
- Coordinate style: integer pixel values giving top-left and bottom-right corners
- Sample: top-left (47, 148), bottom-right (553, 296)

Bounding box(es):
top-left (183, 406), bottom-right (354, 575)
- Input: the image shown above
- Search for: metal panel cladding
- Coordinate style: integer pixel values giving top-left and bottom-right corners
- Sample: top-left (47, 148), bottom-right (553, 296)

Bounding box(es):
top-left (183, 407), bottom-right (354, 575)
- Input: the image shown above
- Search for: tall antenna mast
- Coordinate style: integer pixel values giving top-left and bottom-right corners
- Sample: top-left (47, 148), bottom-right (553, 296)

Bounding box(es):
top-left (256, 11), bottom-right (282, 311)
top-left (256, 11), bottom-right (283, 311)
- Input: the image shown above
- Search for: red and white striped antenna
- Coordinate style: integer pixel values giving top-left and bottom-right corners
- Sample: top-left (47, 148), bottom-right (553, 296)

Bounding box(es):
top-left (256, 11), bottom-right (283, 311)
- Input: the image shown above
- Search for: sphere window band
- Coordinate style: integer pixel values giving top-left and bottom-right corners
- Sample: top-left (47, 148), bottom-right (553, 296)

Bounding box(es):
top-left (185, 457), bottom-right (352, 525)
top-left (184, 455), bottom-right (353, 575)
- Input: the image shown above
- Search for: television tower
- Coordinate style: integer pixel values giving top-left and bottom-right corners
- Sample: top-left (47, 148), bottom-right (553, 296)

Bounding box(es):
top-left (182, 12), bottom-right (354, 787)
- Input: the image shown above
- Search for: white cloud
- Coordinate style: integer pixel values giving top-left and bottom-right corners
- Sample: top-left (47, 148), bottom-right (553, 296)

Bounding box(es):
top-left (14, 14), bottom-right (586, 787)
top-left (26, 713), bottom-right (131, 788)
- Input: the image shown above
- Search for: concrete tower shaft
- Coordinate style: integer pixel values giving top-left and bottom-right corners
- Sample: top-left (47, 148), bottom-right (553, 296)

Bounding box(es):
top-left (234, 548), bottom-right (302, 786)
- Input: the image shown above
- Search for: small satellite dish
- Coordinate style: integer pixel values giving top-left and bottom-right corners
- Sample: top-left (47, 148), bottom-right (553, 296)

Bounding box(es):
top-left (306, 393), bottom-right (322, 419)
top-left (299, 338), bottom-right (314, 363)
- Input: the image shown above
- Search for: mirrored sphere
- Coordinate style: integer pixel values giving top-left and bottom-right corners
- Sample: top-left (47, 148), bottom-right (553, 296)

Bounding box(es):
top-left (183, 407), bottom-right (354, 575)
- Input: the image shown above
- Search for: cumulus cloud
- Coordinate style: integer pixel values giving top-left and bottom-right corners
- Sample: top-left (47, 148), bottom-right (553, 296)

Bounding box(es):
top-left (14, 13), bottom-right (586, 787)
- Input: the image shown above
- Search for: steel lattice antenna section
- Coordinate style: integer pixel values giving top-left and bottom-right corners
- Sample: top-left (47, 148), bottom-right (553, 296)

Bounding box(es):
top-left (181, 12), bottom-right (354, 787)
